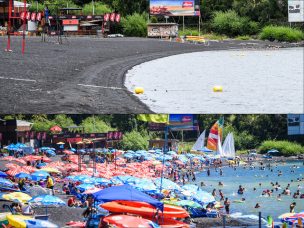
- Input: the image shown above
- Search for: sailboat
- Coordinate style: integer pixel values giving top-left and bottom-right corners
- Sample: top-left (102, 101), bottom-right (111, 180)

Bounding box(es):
top-left (222, 133), bottom-right (236, 158)
top-left (191, 130), bottom-right (205, 151)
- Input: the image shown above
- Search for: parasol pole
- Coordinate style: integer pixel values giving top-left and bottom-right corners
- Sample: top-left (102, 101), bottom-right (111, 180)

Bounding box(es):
top-left (159, 125), bottom-right (169, 193)
top-left (5, 0), bottom-right (13, 52)
top-left (22, 0), bottom-right (26, 54)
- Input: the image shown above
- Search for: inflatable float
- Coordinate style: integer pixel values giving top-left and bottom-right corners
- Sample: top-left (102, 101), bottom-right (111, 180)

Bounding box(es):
top-left (0, 212), bottom-right (10, 226)
top-left (100, 200), bottom-right (189, 218)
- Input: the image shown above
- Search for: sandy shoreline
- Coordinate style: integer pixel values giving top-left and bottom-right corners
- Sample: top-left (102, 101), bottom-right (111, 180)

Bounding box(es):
top-left (0, 36), bottom-right (302, 113)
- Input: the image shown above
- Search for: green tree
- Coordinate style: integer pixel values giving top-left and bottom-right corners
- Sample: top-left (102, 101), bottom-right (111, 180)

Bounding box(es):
top-left (120, 130), bottom-right (150, 150)
top-left (81, 116), bottom-right (116, 133)
top-left (121, 13), bottom-right (148, 37)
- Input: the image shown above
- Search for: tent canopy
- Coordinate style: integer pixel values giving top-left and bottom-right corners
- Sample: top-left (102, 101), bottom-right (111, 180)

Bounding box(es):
top-left (92, 184), bottom-right (164, 211)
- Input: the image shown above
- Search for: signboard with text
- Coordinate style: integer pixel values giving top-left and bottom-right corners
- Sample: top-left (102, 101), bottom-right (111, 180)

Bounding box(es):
top-left (287, 114), bottom-right (304, 135)
top-left (288, 0), bottom-right (304, 22)
top-left (150, 0), bottom-right (200, 16)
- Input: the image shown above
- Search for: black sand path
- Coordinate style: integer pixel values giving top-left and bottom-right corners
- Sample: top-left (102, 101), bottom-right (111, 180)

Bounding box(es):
top-left (0, 36), bottom-right (301, 114)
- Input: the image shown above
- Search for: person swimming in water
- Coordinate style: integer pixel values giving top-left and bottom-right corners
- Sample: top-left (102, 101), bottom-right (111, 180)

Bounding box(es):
top-left (255, 203), bottom-right (261, 208)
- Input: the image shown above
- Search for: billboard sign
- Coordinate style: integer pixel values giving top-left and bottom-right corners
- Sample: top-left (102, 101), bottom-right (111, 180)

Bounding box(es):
top-left (150, 0), bottom-right (199, 16)
top-left (148, 114), bottom-right (198, 131)
top-left (288, 0), bottom-right (304, 22)
top-left (287, 114), bottom-right (304, 135)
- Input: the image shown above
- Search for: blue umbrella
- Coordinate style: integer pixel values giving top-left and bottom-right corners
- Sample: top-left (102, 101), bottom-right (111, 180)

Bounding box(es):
top-left (31, 171), bottom-right (50, 181)
top-left (45, 150), bottom-right (56, 156)
top-left (15, 172), bottom-right (32, 179)
top-left (0, 177), bottom-right (14, 187)
top-left (70, 148), bottom-right (76, 152)
top-left (80, 177), bottom-right (96, 184)
top-left (76, 183), bottom-right (95, 192)
top-left (0, 171), bottom-right (8, 178)
top-left (28, 194), bottom-right (66, 215)
top-left (66, 176), bottom-right (78, 181)
top-left (94, 178), bottom-right (112, 185)
top-left (192, 191), bottom-right (216, 205)
top-left (154, 178), bottom-right (182, 191)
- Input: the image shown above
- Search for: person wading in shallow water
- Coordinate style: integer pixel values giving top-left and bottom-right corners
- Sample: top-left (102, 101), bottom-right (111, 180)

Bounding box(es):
top-left (290, 202), bottom-right (296, 213)
top-left (224, 198), bottom-right (230, 214)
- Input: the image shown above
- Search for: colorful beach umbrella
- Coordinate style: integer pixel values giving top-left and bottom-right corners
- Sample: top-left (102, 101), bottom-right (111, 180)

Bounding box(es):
top-left (0, 177), bottom-right (14, 187)
top-left (0, 192), bottom-right (32, 203)
top-left (15, 172), bottom-right (32, 179)
top-left (28, 195), bottom-right (66, 207)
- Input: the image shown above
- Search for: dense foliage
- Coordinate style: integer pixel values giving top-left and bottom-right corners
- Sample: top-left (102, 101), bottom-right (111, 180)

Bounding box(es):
top-left (121, 13), bottom-right (148, 37)
top-left (26, 0), bottom-right (303, 40)
top-left (2, 114), bottom-right (302, 153)
top-left (259, 26), bottom-right (304, 42)
top-left (212, 10), bottom-right (259, 37)
top-left (119, 130), bottom-right (149, 150)
top-left (259, 140), bottom-right (304, 156)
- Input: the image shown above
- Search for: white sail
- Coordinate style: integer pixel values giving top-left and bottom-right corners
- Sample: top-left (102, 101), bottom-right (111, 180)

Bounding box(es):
top-left (192, 130), bottom-right (205, 151)
top-left (222, 133), bottom-right (235, 158)
top-left (217, 135), bottom-right (223, 155)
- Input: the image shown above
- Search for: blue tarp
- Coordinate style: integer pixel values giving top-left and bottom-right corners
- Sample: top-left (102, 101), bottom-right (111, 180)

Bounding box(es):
top-left (92, 184), bottom-right (164, 211)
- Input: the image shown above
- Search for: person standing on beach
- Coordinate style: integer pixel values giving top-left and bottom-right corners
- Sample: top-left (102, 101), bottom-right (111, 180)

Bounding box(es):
top-left (207, 168), bottom-right (210, 176)
top-left (224, 198), bottom-right (230, 214)
top-left (46, 176), bottom-right (54, 195)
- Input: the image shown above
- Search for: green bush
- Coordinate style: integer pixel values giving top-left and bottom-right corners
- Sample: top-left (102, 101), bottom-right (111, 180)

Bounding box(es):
top-left (259, 140), bottom-right (304, 156)
top-left (259, 26), bottom-right (304, 42)
top-left (120, 130), bottom-right (149, 150)
top-left (121, 13), bottom-right (147, 37)
top-left (212, 10), bottom-right (259, 37)
top-left (82, 2), bottom-right (112, 15)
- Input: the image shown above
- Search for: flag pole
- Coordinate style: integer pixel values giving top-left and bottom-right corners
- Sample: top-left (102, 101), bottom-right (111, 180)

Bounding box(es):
top-left (160, 124), bottom-right (169, 193)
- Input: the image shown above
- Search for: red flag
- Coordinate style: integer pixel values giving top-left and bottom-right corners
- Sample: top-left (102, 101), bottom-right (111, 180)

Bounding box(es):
top-left (31, 12), bottom-right (36, 21)
top-left (36, 12), bottom-right (42, 21)
top-left (115, 13), bottom-right (121, 23)
top-left (20, 11), bottom-right (26, 20)
top-left (110, 13), bottom-right (116, 22)
top-left (26, 12), bottom-right (31, 20)
top-left (104, 13), bottom-right (110, 22)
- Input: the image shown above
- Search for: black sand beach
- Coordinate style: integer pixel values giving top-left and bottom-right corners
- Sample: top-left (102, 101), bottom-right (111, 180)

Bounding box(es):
top-left (0, 36), bottom-right (302, 114)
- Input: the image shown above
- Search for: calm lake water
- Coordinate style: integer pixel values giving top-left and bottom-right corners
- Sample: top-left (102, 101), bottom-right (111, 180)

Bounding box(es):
top-left (125, 48), bottom-right (304, 113)
top-left (195, 161), bottom-right (304, 221)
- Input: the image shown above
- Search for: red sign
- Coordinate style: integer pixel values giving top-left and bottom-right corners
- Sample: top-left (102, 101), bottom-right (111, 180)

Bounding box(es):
top-left (31, 12), bottom-right (36, 21)
top-left (107, 131), bottom-right (123, 140)
top-left (26, 12), bottom-right (31, 20)
top-left (110, 13), bottom-right (116, 22)
top-left (36, 12), bottom-right (42, 21)
top-left (104, 13), bottom-right (110, 22)
top-left (67, 138), bottom-right (82, 143)
top-left (182, 1), bottom-right (193, 7)
top-left (115, 13), bottom-right (121, 23)
top-left (20, 11), bottom-right (26, 20)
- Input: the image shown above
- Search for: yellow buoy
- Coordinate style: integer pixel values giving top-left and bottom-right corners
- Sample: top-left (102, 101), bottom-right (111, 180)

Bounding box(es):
top-left (134, 87), bottom-right (144, 94)
top-left (213, 86), bottom-right (223, 92)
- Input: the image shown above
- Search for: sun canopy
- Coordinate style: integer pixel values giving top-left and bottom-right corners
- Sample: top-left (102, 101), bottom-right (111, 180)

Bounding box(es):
top-left (92, 184), bottom-right (164, 211)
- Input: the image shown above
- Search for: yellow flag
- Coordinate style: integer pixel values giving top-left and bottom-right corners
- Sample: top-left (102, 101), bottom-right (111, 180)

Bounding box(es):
top-left (137, 114), bottom-right (169, 124)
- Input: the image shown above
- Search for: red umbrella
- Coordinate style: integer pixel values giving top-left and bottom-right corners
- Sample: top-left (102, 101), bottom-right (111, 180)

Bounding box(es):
top-left (50, 125), bottom-right (62, 132)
